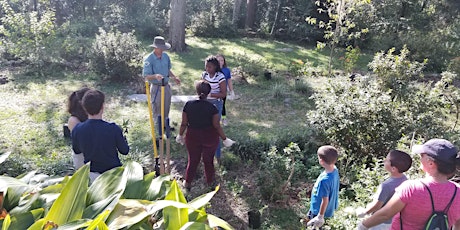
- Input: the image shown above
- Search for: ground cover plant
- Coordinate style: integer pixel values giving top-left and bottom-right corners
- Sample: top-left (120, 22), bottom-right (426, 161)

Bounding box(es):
top-left (1, 36), bottom-right (460, 229)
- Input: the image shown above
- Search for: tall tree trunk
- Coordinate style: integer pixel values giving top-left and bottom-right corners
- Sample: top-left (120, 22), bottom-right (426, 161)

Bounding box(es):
top-left (232, 0), bottom-right (243, 27)
top-left (169, 0), bottom-right (186, 52)
top-left (245, 0), bottom-right (257, 29)
top-left (270, 0), bottom-right (283, 36)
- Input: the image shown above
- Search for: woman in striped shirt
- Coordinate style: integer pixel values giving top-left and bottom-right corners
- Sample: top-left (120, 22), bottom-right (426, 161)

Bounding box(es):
top-left (201, 55), bottom-right (227, 163)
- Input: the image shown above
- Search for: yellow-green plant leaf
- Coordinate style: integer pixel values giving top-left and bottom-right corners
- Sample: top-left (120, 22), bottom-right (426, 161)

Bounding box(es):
top-left (3, 184), bottom-right (33, 212)
top-left (26, 218), bottom-right (45, 230)
top-left (163, 180), bottom-right (188, 229)
top-left (188, 207), bottom-right (207, 223)
top-left (1, 214), bottom-right (11, 230)
top-left (122, 162), bottom-right (147, 199)
top-left (207, 214), bottom-right (234, 230)
top-left (106, 199), bottom-right (155, 229)
top-left (84, 167), bottom-right (127, 219)
top-left (43, 164), bottom-right (89, 225)
top-left (179, 222), bottom-right (212, 230)
top-left (144, 175), bottom-right (171, 201)
top-left (86, 167), bottom-right (126, 205)
top-left (3, 208), bottom-right (43, 230)
top-left (86, 210), bottom-right (110, 230)
top-left (9, 193), bottom-right (40, 215)
top-left (49, 219), bottom-right (91, 230)
top-left (188, 186), bottom-right (219, 210)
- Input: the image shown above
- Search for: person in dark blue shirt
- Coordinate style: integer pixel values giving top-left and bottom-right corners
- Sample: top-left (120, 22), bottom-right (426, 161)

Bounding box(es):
top-left (72, 89), bottom-right (129, 182)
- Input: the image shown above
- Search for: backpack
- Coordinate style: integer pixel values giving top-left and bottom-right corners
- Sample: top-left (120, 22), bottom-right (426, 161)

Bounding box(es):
top-left (400, 181), bottom-right (457, 230)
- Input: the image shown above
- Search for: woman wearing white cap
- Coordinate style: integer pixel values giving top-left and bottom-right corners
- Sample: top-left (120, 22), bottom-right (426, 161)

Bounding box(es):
top-left (358, 138), bottom-right (460, 230)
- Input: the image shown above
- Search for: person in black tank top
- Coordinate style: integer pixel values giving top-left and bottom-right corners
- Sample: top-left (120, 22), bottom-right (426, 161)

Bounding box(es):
top-left (177, 80), bottom-right (234, 191)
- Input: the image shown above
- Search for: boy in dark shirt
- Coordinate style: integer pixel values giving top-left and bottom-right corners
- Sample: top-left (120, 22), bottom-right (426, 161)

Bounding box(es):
top-left (72, 89), bottom-right (129, 182)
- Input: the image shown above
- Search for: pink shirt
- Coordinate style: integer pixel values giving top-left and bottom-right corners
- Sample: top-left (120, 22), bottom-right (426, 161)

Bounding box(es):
top-left (390, 179), bottom-right (460, 230)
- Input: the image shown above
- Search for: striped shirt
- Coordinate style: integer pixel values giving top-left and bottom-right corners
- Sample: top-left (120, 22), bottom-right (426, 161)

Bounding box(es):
top-left (201, 71), bottom-right (226, 98)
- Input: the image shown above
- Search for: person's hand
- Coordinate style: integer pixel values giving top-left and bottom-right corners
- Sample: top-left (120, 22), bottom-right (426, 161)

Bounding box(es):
top-left (227, 90), bottom-right (234, 100)
top-left (306, 214), bottom-right (324, 228)
top-left (357, 221), bottom-right (369, 230)
top-left (356, 207), bottom-right (367, 218)
top-left (222, 138), bottom-right (235, 147)
top-left (175, 135), bottom-right (185, 145)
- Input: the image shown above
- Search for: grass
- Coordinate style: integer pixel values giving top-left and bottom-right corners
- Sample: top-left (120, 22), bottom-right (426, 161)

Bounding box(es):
top-left (0, 36), bottom-right (372, 227)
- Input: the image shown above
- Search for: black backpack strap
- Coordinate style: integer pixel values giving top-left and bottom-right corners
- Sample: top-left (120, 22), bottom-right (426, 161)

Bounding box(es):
top-left (443, 182), bottom-right (457, 213)
top-left (420, 182), bottom-right (435, 212)
top-left (421, 181), bottom-right (457, 213)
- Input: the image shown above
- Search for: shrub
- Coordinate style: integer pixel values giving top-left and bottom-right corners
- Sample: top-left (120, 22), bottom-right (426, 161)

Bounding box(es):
top-left (0, 1), bottom-right (58, 69)
top-left (368, 46), bottom-right (426, 99)
top-left (447, 57), bottom-right (460, 77)
top-left (256, 143), bottom-right (306, 201)
top-left (88, 28), bottom-right (143, 82)
top-left (308, 77), bottom-right (448, 183)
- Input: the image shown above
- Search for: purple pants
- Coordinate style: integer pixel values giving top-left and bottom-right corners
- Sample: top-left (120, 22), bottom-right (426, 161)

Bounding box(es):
top-left (185, 127), bottom-right (219, 184)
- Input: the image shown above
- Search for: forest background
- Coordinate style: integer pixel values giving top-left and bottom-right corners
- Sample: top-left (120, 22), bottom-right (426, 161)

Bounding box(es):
top-left (0, 0), bottom-right (460, 229)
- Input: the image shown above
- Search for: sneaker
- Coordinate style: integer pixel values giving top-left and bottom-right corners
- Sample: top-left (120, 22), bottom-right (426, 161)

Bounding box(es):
top-left (222, 118), bottom-right (228, 126)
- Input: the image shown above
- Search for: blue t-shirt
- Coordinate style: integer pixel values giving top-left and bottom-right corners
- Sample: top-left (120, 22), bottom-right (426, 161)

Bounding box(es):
top-left (72, 119), bottom-right (129, 173)
top-left (309, 167), bottom-right (340, 217)
top-left (143, 52), bottom-right (171, 84)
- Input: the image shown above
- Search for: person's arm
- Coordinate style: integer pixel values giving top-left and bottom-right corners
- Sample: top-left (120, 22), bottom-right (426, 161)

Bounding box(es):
top-left (169, 70), bottom-right (181, 85)
top-left (212, 114), bottom-right (227, 140)
top-left (362, 200), bottom-right (385, 216)
top-left (318, 197), bottom-right (329, 216)
top-left (116, 125), bottom-right (129, 155)
top-left (179, 111), bottom-right (188, 136)
top-left (454, 219), bottom-right (460, 230)
top-left (211, 81), bottom-right (227, 99)
top-left (71, 129), bottom-right (81, 154)
top-left (144, 74), bottom-right (163, 81)
top-left (67, 116), bottom-right (81, 132)
top-left (361, 195), bottom-right (405, 228)
top-left (227, 78), bottom-right (234, 92)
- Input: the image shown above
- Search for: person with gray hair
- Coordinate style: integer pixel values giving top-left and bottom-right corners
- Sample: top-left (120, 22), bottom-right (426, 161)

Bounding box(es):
top-left (143, 36), bottom-right (181, 136)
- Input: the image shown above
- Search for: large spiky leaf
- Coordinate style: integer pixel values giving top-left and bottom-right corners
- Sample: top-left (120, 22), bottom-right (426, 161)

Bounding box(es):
top-left (179, 222), bottom-right (213, 230)
top-left (1, 214), bottom-right (11, 230)
top-left (207, 214), bottom-right (234, 230)
top-left (54, 219), bottom-right (92, 230)
top-left (163, 180), bottom-right (188, 229)
top-left (144, 174), bottom-right (171, 201)
top-left (41, 164), bottom-right (89, 225)
top-left (1, 181), bottom-right (33, 211)
top-left (106, 199), bottom-right (154, 229)
top-left (86, 210), bottom-right (110, 230)
top-left (83, 167), bottom-right (127, 219)
top-left (86, 167), bottom-right (126, 205)
top-left (121, 162), bottom-right (146, 199)
top-left (188, 185), bottom-right (219, 210)
top-left (1, 208), bottom-right (43, 230)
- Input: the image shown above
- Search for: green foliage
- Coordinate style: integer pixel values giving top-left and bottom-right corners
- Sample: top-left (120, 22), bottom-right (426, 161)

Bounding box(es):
top-left (232, 51), bottom-right (273, 78)
top-left (0, 162), bottom-right (234, 229)
top-left (368, 46), bottom-right (426, 98)
top-left (0, 0), bottom-right (58, 68)
top-left (343, 46), bottom-right (361, 74)
top-left (308, 76), bottom-right (448, 183)
top-left (257, 143), bottom-right (307, 201)
top-left (306, 0), bottom-right (370, 74)
top-left (447, 57), bottom-right (460, 77)
top-left (88, 28), bottom-right (143, 82)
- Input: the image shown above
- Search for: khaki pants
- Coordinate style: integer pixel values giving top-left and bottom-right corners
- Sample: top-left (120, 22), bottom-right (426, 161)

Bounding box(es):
top-left (150, 84), bottom-right (172, 135)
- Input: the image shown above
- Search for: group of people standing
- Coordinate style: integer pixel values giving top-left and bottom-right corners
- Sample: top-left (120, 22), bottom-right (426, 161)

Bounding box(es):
top-left (67, 36), bottom-right (236, 189)
top-left (303, 139), bottom-right (460, 230)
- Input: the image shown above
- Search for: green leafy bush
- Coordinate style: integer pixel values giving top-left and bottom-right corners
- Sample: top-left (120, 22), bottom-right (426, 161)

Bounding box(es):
top-left (88, 28), bottom-right (143, 82)
top-left (368, 46), bottom-right (426, 98)
top-left (308, 76), bottom-right (448, 183)
top-left (0, 1), bottom-right (58, 68)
